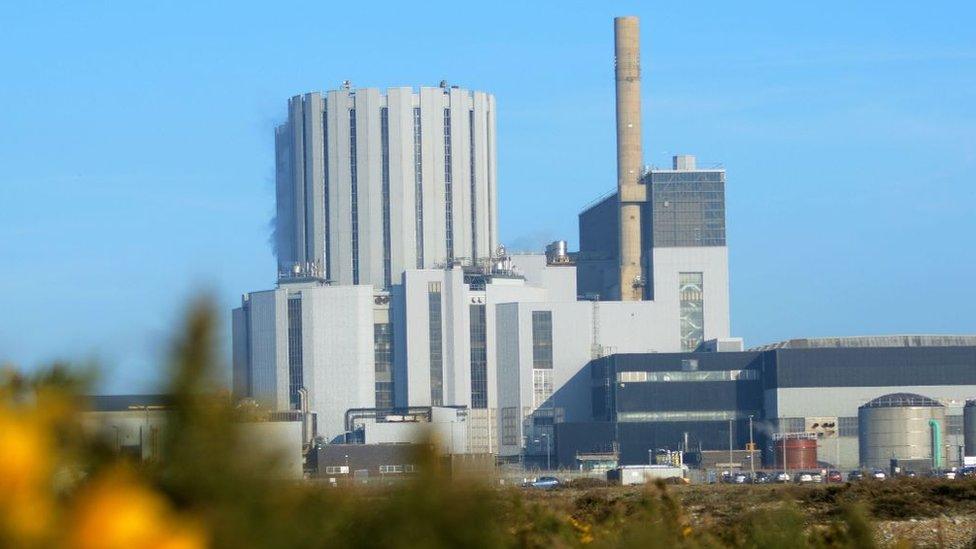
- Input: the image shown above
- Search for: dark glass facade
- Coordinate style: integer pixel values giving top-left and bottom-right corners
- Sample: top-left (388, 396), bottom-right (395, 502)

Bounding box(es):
top-left (287, 297), bottom-right (303, 408)
top-left (469, 304), bottom-right (487, 409)
top-left (648, 170), bottom-right (726, 248)
top-left (427, 282), bottom-right (443, 406)
top-left (531, 311), bottom-right (553, 369)
top-left (374, 323), bottom-right (393, 409)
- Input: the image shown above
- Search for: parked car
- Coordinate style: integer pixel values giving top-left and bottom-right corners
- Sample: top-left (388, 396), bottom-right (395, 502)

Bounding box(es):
top-left (958, 466), bottom-right (976, 478)
top-left (526, 476), bottom-right (560, 489)
top-left (774, 471), bottom-right (791, 483)
top-left (753, 472), bottom-right (771, 484)
top-left (901, 470), bottom-right (917, 478)
top-left (870, 469), bottom-right (887, 480)
top-left (794, 472), bottom-right (818, 484)
top-left (933, 470), bottom-right (958, 480)
top-left (848, 470), bottom-right (865, 482)
top-left (826, 470), bottom-right (843, 483)
top-left (733, 473), bottom-right (749, 484)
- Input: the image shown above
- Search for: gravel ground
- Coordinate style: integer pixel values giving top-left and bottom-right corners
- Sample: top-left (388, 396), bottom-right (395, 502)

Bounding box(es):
top-left (875, 515), bottom-right (976, 548)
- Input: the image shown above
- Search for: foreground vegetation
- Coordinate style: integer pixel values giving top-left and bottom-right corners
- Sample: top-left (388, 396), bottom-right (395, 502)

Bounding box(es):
top-left (2, 299), bottom-right (975, 548)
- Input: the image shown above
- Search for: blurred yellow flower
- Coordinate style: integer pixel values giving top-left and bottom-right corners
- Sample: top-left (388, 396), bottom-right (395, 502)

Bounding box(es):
top-left (0, 412), bottom-right (54, 543)
top-left (68, 469), bottom-right (206, 549)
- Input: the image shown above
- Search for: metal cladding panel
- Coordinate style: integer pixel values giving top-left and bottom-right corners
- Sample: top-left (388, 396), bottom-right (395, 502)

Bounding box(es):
top-left (965, 404), bottom-right (976, 457)
top-left (231, 307), bottom-right (250, 399)
top-left (615, 381), bottom-right (763, 414)
top-left (288, 97), bottom-right (307, 264)
top-left (858, 405), bottom-right (946, 469)
top-left (274, 125), bottom-right (296, 270)
top-left (471, 92), bottom-right (490, 260)
top-left (386, 88), bottom-right (417, 281)
top-left (419, 88), bottom-right (446, 267)
top-left (487, 93), bottom-right (498, 255)
top-left (302, 285), bottom-right (377, 442)
top-left (302, 93), bottom-right (325, 270)
top-left (355, 90), bottom-right (385, 288)
top-left (325, 90), bottom-right (354, 285)
top-left (449, 87), bottom-right (472, 262)
top-left (553, 422), bottom-right (615, 468)
top-left (246, 290), bottom-right (288, 410)
top-left (766, 347), bottom-right (976, 389)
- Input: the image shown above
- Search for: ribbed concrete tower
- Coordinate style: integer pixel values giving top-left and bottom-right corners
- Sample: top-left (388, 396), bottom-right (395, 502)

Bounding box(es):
top-left (614, 16), bottom-right (646, 301)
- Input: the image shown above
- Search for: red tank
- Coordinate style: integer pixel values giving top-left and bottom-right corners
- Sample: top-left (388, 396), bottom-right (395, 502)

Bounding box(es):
top-left (773, 437), bottom-right (818, 469)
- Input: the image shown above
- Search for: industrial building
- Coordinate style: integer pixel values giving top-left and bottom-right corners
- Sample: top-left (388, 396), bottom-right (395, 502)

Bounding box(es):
top-left (231, 14), bottom-right (976, 473)
top-left (273, 84), bottom-right (498, 288)
top-left (553, 338), bottom-right (976, 470)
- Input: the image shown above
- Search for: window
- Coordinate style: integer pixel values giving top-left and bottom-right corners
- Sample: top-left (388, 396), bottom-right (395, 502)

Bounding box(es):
top-left (531, 311), bottom-right (553, 369)
top-left (443, 108), bottom-right (454, 261)
top-left (618, 410), bottom-right (752, 423)
top-left (413, 107), bottom-right (424, 267)
top-left (469, 304), bottom-right (487, 409)
top-left (349, 108), bottom-right (360, 284)
top-left (379, 465), bottom-right (404, 474)
top-left (947, 414), bottom-right (963, 435)
top-left (616, 369), bottom-right (759, 383)
top-left (532, 369), bottom-right (553, 409)
top-left (428, 282), bottom-right (443, 406)
top-left (501, 407), bottom-right (519, 446)
top-left (324, 466), bottom-right (348, 474)
top-left (374, 323), bottom-right (393, 409)
top-left (287, 297), bottom-right (303, 408)
top-left (380, 107), bottom-right (391, 287)
top-left (403, 464), bottom-right (417, 473)
top-left (679, 272), bottom-right (704, 351)
top-left (838, 416), bottom-right (858, 437)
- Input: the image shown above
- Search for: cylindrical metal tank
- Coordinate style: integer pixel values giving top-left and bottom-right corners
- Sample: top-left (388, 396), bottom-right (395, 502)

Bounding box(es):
top-left (965, 400), bottom-right (976, 458)
top-left (858, 393), bottom-right (946, 470)
top-left (773, 435), bottom-right (818, 469)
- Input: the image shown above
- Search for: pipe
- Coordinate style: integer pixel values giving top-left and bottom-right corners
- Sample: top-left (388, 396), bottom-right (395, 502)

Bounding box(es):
top-left (930, 419), bottom-right (943, 470)
top-left (614, 16), bottom-right (645, 301)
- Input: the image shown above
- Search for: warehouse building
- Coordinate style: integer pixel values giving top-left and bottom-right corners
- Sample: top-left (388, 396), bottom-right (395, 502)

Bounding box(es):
top-left (555, 337), bottom-right (976, 470)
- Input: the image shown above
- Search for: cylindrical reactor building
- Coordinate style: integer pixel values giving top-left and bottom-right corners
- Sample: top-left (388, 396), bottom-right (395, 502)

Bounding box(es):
top-left (274, 85), bottom-right (499, 289)
top-left (965, 400), bottom-right (976, 458)
top-left (858, 393), bottom-right (946, 470)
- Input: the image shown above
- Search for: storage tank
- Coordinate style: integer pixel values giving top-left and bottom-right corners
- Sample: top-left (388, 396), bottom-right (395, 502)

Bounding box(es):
top-left (773, 433), bottom-right (818, 469)
top-left (858, 393), bottom-right (946, 470)
top-left (965, 400), bottom-right (976, 458)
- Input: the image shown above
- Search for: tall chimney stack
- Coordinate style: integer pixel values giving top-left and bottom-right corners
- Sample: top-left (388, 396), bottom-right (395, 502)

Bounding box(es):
top-left (614, 16), bottom-right (645, 301)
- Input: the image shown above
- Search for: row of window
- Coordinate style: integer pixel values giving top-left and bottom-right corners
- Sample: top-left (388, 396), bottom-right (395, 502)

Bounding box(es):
top-left (323, 465), bottom-right (417, 475)
top-left (618, 410), bottom-right (753, 423)
top-left (617, 369), bottom-right (759, 383)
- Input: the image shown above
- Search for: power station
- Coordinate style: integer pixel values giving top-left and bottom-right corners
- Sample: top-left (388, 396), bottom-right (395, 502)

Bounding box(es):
top-left (230, 16), bottom-right (976, 475)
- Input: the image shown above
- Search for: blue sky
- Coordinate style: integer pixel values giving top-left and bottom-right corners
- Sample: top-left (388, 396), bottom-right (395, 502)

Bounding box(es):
top-left (1, 1), bottom-right (974, 393)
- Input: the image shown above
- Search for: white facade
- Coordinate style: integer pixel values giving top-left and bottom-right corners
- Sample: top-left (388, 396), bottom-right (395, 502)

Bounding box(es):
top-left (391, 254), bottom-right (576, 453)
top-left (232, 282), bottom-right (377, 442)
top-left (274, 86), bottom-right (499, 289)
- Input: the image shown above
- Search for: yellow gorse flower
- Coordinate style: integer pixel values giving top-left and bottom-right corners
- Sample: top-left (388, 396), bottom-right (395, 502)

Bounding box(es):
top-left (68, 468), bottom-right (206, 549)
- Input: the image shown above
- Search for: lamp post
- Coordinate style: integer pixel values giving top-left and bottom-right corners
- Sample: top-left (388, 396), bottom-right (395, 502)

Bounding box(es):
top-left (749, 415), bottom-right (755, 478)
top-left (728, 419), bottom-right (734, 474)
